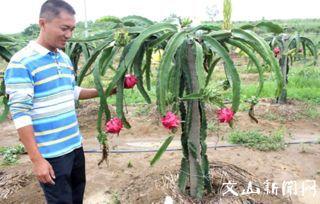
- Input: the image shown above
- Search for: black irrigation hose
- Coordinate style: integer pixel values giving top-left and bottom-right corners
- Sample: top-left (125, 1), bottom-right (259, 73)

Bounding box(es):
top-left (84, 139), bottom-right (319, 154)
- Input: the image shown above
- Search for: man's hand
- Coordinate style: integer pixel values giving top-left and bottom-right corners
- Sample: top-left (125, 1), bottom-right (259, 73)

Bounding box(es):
top-left (16, 125), bottom-right (55, 184)
top-left (33, 158), bottom-right (56, 185)
top-left (78, 87), bottom-right (117, 100)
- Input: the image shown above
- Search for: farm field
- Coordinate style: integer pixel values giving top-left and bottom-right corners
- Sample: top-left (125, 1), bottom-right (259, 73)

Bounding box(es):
top-left (1, 91), bottom-right (320, 203)
top-left (1, 1), bottom-right (320, 203)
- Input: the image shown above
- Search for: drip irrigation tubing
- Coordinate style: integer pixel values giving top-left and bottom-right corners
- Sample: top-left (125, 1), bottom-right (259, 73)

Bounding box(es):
top-left (84, 139), bottom-right (319, 154)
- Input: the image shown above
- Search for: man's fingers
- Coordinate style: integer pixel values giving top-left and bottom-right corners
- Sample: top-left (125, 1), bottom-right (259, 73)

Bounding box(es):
top-left (33, 159), bottom-right (55, 184)
top-left (38, 172), bottom-right (55, 185)
top-left (39, 175), bottom-right (47, 184)
top-left (37, 176), bottom-right (44, 183)
top-left (45, 174), bottom-right (55, 185)
top-left (49, 166), bottom-right (56, 179)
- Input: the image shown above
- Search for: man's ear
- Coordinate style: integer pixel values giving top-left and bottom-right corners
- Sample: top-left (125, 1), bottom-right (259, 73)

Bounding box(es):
top-left (39, 18), bottom-right (46, 29)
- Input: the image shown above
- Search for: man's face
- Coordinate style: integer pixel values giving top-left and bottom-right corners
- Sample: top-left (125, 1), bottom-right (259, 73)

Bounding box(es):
top-left (40, 11), bottom-right (76, 50)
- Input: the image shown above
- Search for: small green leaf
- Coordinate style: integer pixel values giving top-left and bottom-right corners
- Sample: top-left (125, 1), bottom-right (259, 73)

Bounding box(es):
top-left (150, 135), bottom-right (174, 166)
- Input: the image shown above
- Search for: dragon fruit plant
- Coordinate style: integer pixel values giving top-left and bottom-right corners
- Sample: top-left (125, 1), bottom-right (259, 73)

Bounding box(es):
top-left (268, 33), bottom-right (317, 103)
top-left (237, 20), bottom-right (317, 104)
top-left (68, 14), bottom-right (283, 198)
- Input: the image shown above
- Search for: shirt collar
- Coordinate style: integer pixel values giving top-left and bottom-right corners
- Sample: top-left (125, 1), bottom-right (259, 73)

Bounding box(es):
top-left (28, 41), bottom-right (62, 56)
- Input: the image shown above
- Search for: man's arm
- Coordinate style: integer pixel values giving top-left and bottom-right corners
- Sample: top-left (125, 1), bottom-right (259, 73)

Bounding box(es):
top-left (5, 61), bottom-right (55, 184)
top-left (78, 87), bottom-right (117, 100)
top-left (17, 126), bottom-right (55, 184)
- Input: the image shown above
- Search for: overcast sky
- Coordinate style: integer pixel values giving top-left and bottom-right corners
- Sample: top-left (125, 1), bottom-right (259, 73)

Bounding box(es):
top-left (0, 0), bottom-right (319, 34)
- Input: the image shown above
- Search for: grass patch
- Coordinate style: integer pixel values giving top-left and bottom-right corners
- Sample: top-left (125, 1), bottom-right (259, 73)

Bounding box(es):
top-left (303, 103), bottom-right (320, 119)
top-left (236, 66), bottom-right (320, 103)
top-left (0, 144), bottom-right (25, 165)
top-left (228, 129), bottom-right (285, 151)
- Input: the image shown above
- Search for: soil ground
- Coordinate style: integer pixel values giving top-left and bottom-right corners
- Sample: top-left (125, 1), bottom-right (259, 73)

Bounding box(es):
top-left (1, 99), bottom-right (320, 204)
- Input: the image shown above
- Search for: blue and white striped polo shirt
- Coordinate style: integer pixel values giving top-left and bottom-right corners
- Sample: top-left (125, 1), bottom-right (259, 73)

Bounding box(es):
top-left (4, 41), bottom-right (83, 158)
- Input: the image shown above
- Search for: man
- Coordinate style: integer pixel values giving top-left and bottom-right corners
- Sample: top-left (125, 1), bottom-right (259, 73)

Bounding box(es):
top-left (4, 0), bottom-right (106, 203)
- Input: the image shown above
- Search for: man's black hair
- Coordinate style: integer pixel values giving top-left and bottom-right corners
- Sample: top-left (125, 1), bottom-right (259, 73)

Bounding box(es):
top-left (40, 0), bottom-right (75, 20)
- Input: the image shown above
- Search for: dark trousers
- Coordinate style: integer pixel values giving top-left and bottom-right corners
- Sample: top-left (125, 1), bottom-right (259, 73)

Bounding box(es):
top-left (40, 147), bottom-right (86, 204)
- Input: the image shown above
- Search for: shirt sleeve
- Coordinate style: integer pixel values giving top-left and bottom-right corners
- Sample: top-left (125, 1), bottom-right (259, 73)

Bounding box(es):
top-left (74, 85), bottom-right (82, 100)
top-left (65, 53), bottom-right (82, 101)
top-left (4, 61), bottom-right (34, 129)
top-left (70, 71), bottom-right (82, 100)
